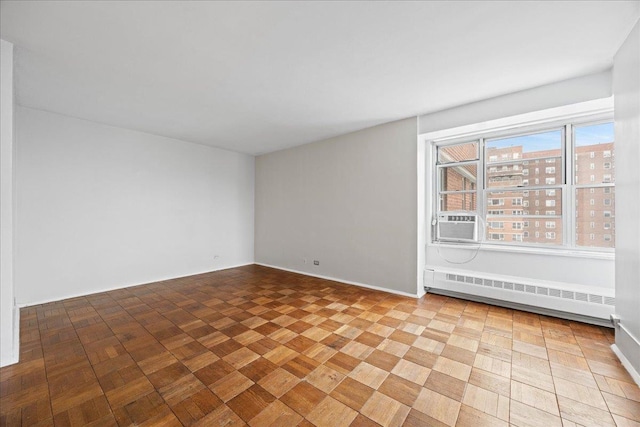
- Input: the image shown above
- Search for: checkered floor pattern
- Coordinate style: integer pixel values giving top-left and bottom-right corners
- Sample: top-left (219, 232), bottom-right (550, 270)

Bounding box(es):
top-left (1, 265), bottom-right (639, 426)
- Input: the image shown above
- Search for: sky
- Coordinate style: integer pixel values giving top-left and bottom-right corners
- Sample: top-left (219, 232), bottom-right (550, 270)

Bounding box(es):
top-left (487, 122), bottom-right (614, 152)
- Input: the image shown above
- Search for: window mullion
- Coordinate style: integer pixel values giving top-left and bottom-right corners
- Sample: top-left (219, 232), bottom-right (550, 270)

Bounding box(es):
top-left (566, 124), bottom-right (575, 248)
top-left (479, 138), bottom-right (486, 242)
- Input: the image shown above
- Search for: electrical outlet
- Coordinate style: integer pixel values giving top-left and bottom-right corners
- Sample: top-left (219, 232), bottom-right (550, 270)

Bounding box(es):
top-left (313, 260), bottom-right (319, 266)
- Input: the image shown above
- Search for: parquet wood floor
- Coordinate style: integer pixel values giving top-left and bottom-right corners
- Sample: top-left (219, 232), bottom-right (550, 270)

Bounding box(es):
top-left (1, 265), bottom-right (639, 426)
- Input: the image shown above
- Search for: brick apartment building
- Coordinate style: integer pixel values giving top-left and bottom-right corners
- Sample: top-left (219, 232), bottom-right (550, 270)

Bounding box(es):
top-left (440, 139), bottom-right (614, 248)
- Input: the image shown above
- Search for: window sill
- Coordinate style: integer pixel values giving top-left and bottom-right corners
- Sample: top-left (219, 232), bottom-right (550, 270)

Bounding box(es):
top-left (429, 241), bottom-right (615, 260)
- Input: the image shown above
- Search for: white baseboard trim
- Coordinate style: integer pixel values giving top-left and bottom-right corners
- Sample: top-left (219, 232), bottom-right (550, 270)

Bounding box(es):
top-left (255, 263), bottom-right (419, 299)
top-left (0, 304), bottom-right (20, 368)
top-left (17, 263), bottom-right (254, 308)
top-left (612, 322), bottom-right (640, 387)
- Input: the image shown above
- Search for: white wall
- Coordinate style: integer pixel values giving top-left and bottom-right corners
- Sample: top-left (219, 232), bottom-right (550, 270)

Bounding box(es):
top-left (15, 107), bottom-right (254, 305)
top-left (419, 73), bottom-right (616, 302)
top-left (419, 70), bottom-right (612, 134)
top-left (613, 19), bottom-right (640, 383)
top-left (1, 39), bottom-right (18, 367)
top-left (255, 118), bottom-right (418, 296)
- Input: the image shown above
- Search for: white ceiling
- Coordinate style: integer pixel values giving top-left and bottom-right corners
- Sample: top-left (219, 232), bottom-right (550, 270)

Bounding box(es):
top-left (1, 1), bottom-right (638, 155)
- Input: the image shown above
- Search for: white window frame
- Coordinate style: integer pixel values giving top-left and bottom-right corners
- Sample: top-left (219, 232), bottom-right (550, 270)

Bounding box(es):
top-left (427, 101), bottom-right (614, 254)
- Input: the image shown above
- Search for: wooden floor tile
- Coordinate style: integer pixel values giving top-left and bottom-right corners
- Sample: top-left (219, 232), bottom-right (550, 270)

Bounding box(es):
top-left (359, 391), bottom-right (410, 427)
top-left (330, 377), bottom-right (375, 411)
top-left (248, 399), bottom-right (302, 426)
top-left (280, 382), bottom-right (326, 416)
top-left (306, 364), bottom-right (345, 393)
top-left (347, 362), bottom-right (389, 389)
top-left (306, 396), bottom-right (358, 427)
top-left (1, 264), bottom-right (637, 427)
top-left (456, 404), bottom-right (509, 427)
top-left (413, 387), bottom-right (461, 426)
top-left (257, 367), bottom-right (300, 397)
top-left (377, 374), bottom-right (422, 407)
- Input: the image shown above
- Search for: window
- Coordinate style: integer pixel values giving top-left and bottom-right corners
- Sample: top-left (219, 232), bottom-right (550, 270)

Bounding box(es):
top-left (604, 223), bottom-right (611, 230)
top-left (434, 118), bottom-right (615, 250)
top-left (573, 123), bottom-right (615, 248)
top-left (436, 141), bottom-right (478, 212)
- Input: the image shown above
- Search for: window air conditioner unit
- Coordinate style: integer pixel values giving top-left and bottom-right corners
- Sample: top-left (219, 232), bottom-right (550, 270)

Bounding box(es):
top-left (437, 213), bottom-right (478, 243)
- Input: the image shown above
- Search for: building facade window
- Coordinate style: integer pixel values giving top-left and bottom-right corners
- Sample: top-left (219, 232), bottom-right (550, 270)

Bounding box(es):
top-left (434, 119), bottom-right (614, 250)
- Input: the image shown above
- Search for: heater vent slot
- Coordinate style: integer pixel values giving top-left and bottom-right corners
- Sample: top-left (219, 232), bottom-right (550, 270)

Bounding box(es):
top-left (439, 273), bottom-right (613, 306)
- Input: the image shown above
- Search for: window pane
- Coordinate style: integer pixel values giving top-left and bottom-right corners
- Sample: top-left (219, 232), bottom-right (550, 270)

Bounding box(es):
top-left (438, 142), bottom-right (478, 164)
top-left (439, 193), bottom-right (476, 212)
top-left (486, 189), bottom-right (562, 217)
top-left (487, 216), bottom-right (562, 244)
top-left (576, 187), bottom-right (615, 248)
top-left (439, 164), bottom-right (477, 192)
top-left (486, 130), bottom-right (562, 164)
top-left (575, 123), bottom-right (614, 184)
top-left (486, 157), bottom-right (561, 188)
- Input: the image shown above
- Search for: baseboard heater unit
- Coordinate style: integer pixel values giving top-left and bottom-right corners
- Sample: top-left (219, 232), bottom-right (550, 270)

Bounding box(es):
top-left (424, 268), bottom-right (614, 327)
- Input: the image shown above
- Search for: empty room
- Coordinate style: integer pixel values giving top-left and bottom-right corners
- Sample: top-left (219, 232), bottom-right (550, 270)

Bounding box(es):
top-left (1, 1), bottom-right (639, 426)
